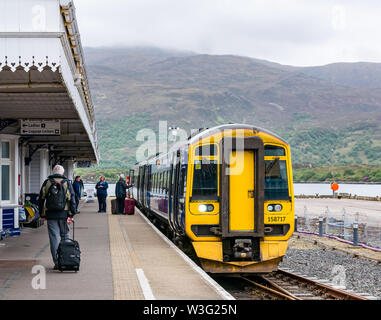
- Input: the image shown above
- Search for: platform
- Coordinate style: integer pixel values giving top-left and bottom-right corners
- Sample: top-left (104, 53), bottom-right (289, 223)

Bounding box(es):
top-left (0, 199), bottom-right (232, 300)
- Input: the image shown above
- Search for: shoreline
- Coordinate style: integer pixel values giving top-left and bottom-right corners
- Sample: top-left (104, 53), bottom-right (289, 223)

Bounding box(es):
top-left (294, 181), bottom-right (381, 185)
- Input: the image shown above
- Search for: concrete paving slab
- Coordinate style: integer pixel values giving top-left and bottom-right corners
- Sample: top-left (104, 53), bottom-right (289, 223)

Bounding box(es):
top-left (0, 201), bottom-right (113, 300)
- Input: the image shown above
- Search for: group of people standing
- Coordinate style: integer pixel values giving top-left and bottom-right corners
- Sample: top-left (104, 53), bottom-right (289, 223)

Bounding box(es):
top-left (95, 174), bottom-right (131, 214)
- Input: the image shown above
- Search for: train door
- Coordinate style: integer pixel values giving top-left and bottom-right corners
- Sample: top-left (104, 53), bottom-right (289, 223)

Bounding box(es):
top-left (229, 150), bottom-right (255, 232)
top-left (137, 167), bottom-right (141, 204)
top-left (169, 151), bottom-right (183, 234)
top-left (143, 165), bottom-right (150, 209)
top-left (139, 166), bottom-right (145, 206)
top-left (220, 136), bottom-right (265, 261)
top-left (129, 169), bottom-right (135, 198)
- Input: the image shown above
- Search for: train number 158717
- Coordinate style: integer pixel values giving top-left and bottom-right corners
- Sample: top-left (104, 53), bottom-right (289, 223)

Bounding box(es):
top-left (266, 216), bottom-right (286, 223)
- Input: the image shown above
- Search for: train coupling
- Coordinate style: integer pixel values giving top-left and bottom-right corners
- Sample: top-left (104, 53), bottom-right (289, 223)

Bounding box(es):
top-left (233, 239), bottom-right (253, 259)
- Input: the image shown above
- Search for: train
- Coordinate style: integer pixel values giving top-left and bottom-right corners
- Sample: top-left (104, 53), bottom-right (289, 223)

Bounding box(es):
top-left (129, 124), bottom-right (294, 273)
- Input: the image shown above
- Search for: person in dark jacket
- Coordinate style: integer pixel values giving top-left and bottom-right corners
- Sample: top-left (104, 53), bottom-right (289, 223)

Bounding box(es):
top-left (115, 174), bottom-right (131, 214)
top-left (73, 176), bottom-right (82, 213)
top-left (38, 165), bottom-right (77, 270)
top-left (95, 176), bottom-right (108, 213)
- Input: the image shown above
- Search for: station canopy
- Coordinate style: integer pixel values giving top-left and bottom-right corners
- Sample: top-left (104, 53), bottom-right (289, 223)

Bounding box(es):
top-left (0, 0), bottom-right (99, 163)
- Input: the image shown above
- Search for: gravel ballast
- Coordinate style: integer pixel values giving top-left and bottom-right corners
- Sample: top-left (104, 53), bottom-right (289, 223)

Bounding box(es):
top-left (279, 241), bottom-right (381, 299)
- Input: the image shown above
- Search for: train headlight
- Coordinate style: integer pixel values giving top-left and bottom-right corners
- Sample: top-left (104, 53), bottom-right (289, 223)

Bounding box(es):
top-left (267, 204), bottom-right (283, 212)
top-left (198, 204), bottom-right (214, 212)
top-left (198, 204), bottom-right (208, 212)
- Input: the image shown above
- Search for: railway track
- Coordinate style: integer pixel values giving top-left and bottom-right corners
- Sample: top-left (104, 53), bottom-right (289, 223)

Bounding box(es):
top-left (238, 268), bottom-right (374, 300)
top-left (140, 206), bottom-right (377, 300)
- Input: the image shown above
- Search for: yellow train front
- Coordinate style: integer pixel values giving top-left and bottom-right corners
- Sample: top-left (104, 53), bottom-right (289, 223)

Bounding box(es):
top-left (131, 124), bottom-right (294, 274)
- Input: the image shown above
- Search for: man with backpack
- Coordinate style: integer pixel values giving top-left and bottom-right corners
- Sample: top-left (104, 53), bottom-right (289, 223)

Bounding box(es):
top-left (38, 165), bottom-right (77, 270)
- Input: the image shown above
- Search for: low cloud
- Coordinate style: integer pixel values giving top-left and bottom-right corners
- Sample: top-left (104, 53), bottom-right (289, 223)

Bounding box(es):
top-left (74, 0), bottom-right (381, 66)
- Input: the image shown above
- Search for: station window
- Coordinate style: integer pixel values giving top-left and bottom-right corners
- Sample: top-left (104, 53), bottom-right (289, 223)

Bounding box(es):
top-left (1, 165), bottom-right (10, 201)
top-left (1, 137), bottom-right (17, 204)
top-left (2, 142), bottom-right (10, 159)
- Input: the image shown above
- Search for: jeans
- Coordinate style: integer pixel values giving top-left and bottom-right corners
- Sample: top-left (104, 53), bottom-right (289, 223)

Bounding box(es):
top-left (47, 219), bottom-right (70, 265)
top-left (97, 194), bottom-right (107, 212)
top-left (75, 195), bottom-right (80, 211)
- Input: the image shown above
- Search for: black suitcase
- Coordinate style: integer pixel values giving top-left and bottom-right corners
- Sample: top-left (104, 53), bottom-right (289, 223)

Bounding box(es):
top-left (57, 221), bottom-right (81, 272)
top-left (111, 199), bottom-right (118, 214)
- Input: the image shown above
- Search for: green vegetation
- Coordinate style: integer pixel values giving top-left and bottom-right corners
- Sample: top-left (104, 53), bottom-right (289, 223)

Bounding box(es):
top-left (77, 48), bottom-right (381, 183)
top-left (74, 168), bottom-right (127, 183)
top-left (293, 164), bottom-right (381, 182)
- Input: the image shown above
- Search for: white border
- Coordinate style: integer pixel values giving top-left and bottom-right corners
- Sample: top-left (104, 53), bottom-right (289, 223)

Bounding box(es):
top-left (136, 208), bottom-right (235, 300)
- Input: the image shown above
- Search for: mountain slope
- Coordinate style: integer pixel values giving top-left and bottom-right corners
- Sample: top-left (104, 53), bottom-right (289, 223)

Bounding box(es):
top-left (85, 47), bottom-right (381, 168)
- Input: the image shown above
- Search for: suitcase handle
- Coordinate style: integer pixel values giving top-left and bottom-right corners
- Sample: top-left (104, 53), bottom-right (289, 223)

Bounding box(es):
top-left (71, 219), bottom-right (75, 240)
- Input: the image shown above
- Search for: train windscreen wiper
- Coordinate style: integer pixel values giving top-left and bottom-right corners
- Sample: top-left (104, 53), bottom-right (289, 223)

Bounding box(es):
top-left (265, 157), bottom-right (279, 175)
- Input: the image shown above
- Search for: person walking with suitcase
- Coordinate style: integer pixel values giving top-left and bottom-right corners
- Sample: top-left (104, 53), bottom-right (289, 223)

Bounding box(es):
top-left (115, 174), bottom-right (131, 214)
top-left (38, 165), bottom-right (77, 270)
top-left (96, 176), bottom-right (108, 213)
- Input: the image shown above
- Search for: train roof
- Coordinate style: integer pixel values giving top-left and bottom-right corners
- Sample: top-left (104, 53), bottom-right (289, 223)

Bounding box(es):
top-left (135, 124), bottom-right (288, 166)
top-left (187, 124), bottom-right (288, 145)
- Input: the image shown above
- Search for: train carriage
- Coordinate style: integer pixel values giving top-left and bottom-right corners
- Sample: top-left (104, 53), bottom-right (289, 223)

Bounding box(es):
top-left (130, 124), bottom-right (294, 273)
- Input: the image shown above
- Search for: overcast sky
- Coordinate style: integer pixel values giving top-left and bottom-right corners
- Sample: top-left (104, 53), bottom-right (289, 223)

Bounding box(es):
top-left (74, 0), bottom-right (381, 66)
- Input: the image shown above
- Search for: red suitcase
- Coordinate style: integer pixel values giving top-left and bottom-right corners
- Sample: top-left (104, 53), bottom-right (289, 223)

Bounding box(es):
top-left (124, 198), bottom-right (135, 215)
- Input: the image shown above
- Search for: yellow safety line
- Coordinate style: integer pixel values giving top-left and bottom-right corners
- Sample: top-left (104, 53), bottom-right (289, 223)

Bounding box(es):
top-left (107, 199), bottom-right (145, 300)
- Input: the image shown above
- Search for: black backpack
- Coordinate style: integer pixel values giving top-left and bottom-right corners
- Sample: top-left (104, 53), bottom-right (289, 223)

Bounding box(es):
top-left (46, 178), bottom-right (67, 211)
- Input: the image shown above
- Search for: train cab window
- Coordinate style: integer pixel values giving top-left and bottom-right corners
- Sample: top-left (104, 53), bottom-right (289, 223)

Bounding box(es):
top-left (264, 159), bottom-right (289, 200)
top-left (192, 160), bottom-right (218, 200)
top-left (195, 144), bottom-right (217, 157)
top-left (265, 145), bottom-right (285, 157)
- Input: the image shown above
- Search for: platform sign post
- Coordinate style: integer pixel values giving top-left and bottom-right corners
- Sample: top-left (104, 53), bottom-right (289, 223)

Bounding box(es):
top-left (319, 216), bottom-right (324, 237)
top-left (331, 182), bottom-right (339, 198)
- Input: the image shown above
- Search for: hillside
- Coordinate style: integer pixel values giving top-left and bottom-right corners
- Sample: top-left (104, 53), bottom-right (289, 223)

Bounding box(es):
top-left (83, 47), bottom-right (381, 170)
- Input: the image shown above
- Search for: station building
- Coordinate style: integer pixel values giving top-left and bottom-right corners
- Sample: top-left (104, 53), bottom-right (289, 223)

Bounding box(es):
top-left (0, 0), bottom-right (99, 238)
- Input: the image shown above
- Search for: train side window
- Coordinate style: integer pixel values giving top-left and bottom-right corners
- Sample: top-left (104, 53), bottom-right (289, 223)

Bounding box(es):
top-left (195, 144), bottom-right (217, 157)
top-left (265, 145), bottom-right (285, 157)
top-left (165, 171), bottom-right (169, 194)
top-left (159, 172), bottom-right (162, 194)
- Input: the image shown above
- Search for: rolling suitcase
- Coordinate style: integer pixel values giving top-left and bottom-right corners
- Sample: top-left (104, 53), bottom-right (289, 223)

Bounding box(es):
top-left (57, 221), bottom-right (81, 272)
top-left (111, 199), bottom-right (118, 214)
top-left (124, 198), bottom-right (135, 215)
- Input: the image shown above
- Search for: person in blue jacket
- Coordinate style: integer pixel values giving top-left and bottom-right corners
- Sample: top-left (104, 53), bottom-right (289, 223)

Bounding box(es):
top-left (95, 176), bottom-right (108, 213)
top-left (73, 176), bottom-right (82, 213)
